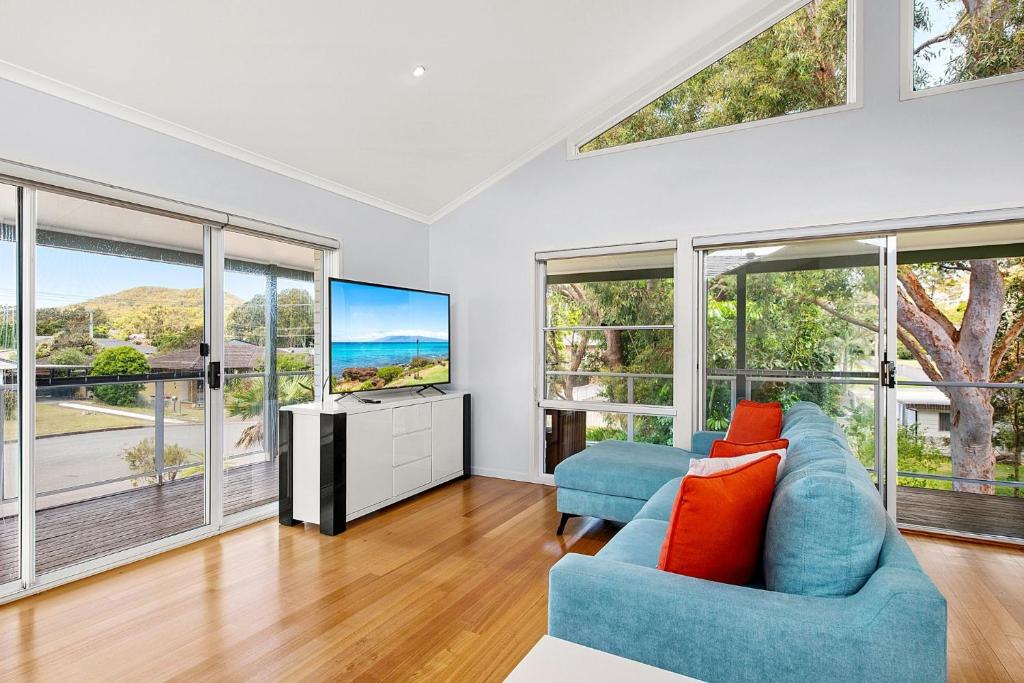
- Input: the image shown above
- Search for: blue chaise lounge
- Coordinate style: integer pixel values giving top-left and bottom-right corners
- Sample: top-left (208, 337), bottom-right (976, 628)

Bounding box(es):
top-left (549, 402), bottom-right (947, 682)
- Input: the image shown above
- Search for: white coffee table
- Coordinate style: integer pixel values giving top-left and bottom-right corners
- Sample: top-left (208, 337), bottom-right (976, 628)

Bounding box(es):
top-left (505, 635), bottom-right (704, 682)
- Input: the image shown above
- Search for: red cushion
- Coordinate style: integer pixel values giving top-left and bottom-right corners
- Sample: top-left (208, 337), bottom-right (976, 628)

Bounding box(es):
top-left (725, 400), bottom-right (783, 443)
top-left (710, 438), bottom-right (789, 458)
top-left (657, 454), bottom-right (781, 585)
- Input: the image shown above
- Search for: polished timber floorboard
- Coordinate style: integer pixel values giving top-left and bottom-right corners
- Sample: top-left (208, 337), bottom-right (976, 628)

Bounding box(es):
top-left (0, 476), bottom-right (1020, 682)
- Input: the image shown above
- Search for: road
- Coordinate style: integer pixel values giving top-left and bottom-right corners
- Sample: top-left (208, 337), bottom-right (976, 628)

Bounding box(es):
top-left (1, 420), bottom-right (259, 500)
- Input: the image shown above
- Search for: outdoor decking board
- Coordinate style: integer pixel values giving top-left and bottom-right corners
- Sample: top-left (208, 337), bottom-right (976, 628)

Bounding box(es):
top-left (897, 486), bottom-right (1024, 539)
top-left (0, 461), bottom-right (277, 583)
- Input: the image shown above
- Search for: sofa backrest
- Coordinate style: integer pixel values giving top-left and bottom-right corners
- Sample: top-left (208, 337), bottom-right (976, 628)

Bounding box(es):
top-left (763, 402), bottom-right (887, 597)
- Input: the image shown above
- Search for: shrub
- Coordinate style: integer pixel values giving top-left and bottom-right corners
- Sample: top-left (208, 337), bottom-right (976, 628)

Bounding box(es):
top-left (51, 332), bottom-right (97, 356)
top-left (276, 352), bottom-right (312, 372)
top-left (35, 343), bottom-right (52, 359)
top-left (358, 380), bottom-right (376, 391)
top-left (377, 365), bottom-right (404, 383)
top-left (49, 348), bottom-right (88, 366)
top-left (121, 436), bottom-right (202, 485)
top-left (91, 346), bottom-right (150, 406)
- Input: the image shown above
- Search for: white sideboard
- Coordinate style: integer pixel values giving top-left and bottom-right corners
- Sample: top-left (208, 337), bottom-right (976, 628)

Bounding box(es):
top-left (278, 391), bottom-right (471, 535)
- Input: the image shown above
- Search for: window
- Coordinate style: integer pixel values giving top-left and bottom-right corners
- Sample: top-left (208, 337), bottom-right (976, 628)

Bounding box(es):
top-left (538, 248), bottom-right (675, 475)
top-left (938, 411), bottom-right (951, 432)
top-left (911, 0), bottom-right (1024, 92)
top-left (578, 0), bottom-right (850, 154)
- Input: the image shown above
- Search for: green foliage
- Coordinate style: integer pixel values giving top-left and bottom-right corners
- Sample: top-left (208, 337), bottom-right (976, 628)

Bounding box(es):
top-left (358, 380), bottom-right (375, 392)
top-left (48, 348), bottom-right (88, 366)
top-left (49, 331), bottom-right (98, 356)
top-left (547, 276), bottom-right (675, 444)
top-left (153, 324), bottom-right (204, 352)
top-left (226, 287), bottom-right (314, 348)
top-left (90, 346), bottom-right (150, 406)
top-left (913, 0), bottom-right (1024, 89)
top-left (586, 426), bottom-right (626, 442)
top-left (378, 365), bottom-right (404, 383)
top-left (583, 0), bottom-right (848, 151)
top-left (257, 352), bottom-right (314, 372)
top-left (36, 304), bottom-right (108, 337)
top-left (121, 436), bottom-right (202, 485)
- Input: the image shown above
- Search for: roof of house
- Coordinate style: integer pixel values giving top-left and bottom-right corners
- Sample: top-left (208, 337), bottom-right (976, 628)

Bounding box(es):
top-left (149, 340), bottom-right (266, 371)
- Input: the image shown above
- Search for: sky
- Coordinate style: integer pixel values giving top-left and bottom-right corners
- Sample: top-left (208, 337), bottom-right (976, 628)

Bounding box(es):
top-left (331, 281), bottom-right (448, 342)
top-left (0, 244), bottom-right (299, 308)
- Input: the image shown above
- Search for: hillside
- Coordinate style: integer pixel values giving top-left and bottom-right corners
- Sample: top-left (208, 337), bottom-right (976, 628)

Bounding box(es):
top-left (80, 287), bottom-right (244, 317)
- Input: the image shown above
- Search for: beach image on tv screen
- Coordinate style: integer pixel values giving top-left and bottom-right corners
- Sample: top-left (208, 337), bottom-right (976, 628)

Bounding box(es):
top-left (330, 280), bottom-right (449, 392)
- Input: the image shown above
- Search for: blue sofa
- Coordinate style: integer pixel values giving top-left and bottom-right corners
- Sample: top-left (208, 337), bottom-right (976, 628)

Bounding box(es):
top-left (549, 402), bottom-right (947, 682)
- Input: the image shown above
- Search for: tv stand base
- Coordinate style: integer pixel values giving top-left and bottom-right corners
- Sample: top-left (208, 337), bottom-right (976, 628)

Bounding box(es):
top-left (415, 384), bottom-right (447, 396)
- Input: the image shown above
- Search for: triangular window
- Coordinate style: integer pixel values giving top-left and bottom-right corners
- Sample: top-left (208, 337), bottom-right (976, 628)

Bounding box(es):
top-left (579, 0), bottom-right (850, 154)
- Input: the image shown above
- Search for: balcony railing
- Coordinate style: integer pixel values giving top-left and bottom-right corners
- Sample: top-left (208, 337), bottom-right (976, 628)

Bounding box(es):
top-left (0, 370), bottom-right (312, 511)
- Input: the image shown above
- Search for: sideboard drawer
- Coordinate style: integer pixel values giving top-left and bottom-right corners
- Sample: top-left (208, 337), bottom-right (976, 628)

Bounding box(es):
top-left (393, 403), bottom-right (431, 435)
top-left (394, 430), bottom-right (431, 467)
top-left (394, 457), bottom-right (432, 496)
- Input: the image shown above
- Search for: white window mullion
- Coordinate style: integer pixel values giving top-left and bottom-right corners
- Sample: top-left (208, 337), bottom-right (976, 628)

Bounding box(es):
top-left (18, 187), bottom-right (36, 589)
top-left (205, 225), bottom-right (225, 530)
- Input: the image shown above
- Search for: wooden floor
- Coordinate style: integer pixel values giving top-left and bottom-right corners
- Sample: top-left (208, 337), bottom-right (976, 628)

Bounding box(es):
top-left (0, 460), bottom-right (277, 581)
top-left (0, 476), bottom-right (1020, 682)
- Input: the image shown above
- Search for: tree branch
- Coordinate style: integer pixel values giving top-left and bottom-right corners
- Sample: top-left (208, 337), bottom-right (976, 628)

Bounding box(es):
top-left (914, 11), bottom-right (970, 54)
top-left (991, 312), bottom-right (1024, 376)
top-left (806, 296), bottom-right (944, 384)
top-left (897, 266), bottom-right (959, 343)
top-left (898, 328), bottom-right (945, 384)
top-left (898, 288), bottom-right (973, 382)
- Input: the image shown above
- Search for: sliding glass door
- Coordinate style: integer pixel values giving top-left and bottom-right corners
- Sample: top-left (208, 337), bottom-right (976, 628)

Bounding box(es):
top-left (221, 231), bottom-right (320, 519)
top-left (700, 225), bottom-right (1024, 541)
top-left (0, 178), bottom-right (334, 599)
top-left (702, 236), bottom-right (889, 491)
top-left (893, 227), bottom-right (1024, 539)
top-left (32, 191), bottom-right (211, 575)
top-left (0, 184), bottom-right (20, 590)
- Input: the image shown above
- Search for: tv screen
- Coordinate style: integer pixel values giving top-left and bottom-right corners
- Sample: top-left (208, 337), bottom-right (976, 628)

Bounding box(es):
top-left (329, 279), bottom-right (450, 394)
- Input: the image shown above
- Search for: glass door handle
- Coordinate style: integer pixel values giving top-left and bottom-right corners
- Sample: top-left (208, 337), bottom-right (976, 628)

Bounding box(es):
top-left (881, 360), bottom-right (896, 389)
top-left (207, 361), bottom-right (222, 390)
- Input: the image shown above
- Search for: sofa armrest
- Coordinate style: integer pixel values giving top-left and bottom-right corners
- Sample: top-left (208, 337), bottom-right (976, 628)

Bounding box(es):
top-left (689, 430), bottom-right (726, 455)
top-left (548, 554), bottom-right (946, 682)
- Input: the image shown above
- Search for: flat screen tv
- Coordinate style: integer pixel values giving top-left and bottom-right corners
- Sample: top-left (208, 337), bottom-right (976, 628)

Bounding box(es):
top-left (329, 278), bottom-right (450, 394)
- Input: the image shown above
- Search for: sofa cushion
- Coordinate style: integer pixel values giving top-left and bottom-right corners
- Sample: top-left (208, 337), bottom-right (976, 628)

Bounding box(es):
top-left (596, 519), bottom-right (669, 569)
top-left (659, 454), bottom-right (781, 585)
top-left (633, 477), bottom-right (683, 522)
top-left (726, 400), bottom-right (783, 443)
top-left (764, 404), bottom-right (888, 597)
top-left (553, 441), bottom-right (694, 500)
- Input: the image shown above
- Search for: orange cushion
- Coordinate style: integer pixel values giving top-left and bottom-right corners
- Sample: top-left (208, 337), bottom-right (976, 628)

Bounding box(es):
top-left (657, 454), bottom-right (781, 585)
top-left (710, 438), bottom-right (789, 458)
top-left (725, 400), bottom-right (783, 443)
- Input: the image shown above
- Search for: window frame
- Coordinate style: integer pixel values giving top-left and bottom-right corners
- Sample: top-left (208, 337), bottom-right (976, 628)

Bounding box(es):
top-left (900, 0), bottom-right (1024, 101)
top-left (533, 242), bottom-right (680, 482)
top-left (567, 0), bottom-right (863, 160)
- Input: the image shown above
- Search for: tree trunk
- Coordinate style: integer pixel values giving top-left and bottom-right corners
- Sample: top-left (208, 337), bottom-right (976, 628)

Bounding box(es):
top-left (603, 329), bottom-right (624, 371)
top-left (947, 386), bottom-right (997, 493)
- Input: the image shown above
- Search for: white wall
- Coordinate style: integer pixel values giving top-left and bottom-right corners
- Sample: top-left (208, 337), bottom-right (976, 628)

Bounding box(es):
top-left (0, 78), bottom-right (429, 289)
top-left (428, 0), bottom-right (1024, 482)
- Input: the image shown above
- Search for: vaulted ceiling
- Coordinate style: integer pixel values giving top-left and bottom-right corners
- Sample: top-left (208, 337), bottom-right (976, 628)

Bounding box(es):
top-left (0, 1), bottom-right (779, 222)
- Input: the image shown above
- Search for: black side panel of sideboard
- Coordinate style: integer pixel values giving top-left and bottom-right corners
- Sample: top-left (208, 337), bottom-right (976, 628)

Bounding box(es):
top-left (278, 410), bottom-right (297, 526)
top-left (320, 412), bottom-right (347, 536)
top-left (462, 393), bottom-right (472, 479)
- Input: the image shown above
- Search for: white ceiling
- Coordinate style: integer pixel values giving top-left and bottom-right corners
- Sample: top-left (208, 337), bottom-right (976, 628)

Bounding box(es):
top-left (0, 1), bottom-right (776, 222)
